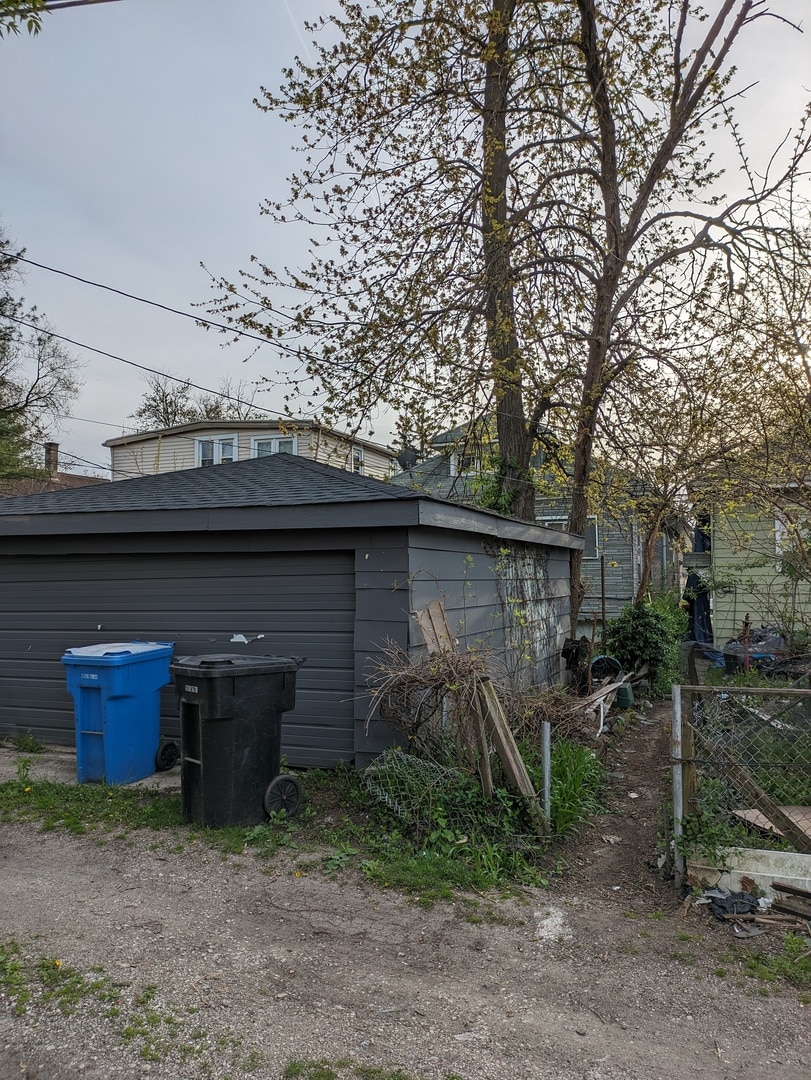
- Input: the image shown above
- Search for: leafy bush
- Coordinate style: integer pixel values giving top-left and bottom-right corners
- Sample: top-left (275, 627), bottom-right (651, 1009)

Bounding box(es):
top-left (602, 594), bottom-right (687, 696)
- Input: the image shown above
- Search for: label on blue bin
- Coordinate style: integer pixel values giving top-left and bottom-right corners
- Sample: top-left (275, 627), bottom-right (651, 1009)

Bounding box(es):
top-left (80, 672), bottom-right (100, 680)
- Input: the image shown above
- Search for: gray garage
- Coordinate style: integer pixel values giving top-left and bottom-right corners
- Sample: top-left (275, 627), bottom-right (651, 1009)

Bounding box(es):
top-left (0, 454), bottom-right (578, 767)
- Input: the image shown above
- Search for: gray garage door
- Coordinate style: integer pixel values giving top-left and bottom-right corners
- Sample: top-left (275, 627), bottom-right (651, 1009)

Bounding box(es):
top-left (0, 550), bottom-right (356, 767)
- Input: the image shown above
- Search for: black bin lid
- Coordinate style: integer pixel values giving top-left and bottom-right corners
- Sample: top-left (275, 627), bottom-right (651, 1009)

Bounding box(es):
top-left (170, 654), bottom-right (304, 678)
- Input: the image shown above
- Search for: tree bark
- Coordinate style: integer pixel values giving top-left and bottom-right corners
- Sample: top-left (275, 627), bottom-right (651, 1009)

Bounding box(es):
top-left (481, 0), bottom-right (535, 521)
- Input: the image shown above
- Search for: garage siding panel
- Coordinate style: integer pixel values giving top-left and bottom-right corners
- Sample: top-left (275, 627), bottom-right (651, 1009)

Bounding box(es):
top-left (0, 551), bottom-right (356, 767)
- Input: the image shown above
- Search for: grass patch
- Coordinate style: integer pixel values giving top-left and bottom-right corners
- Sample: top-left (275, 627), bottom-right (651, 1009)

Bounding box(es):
top-left (282, 1064), bottom-right (458, 1080)
top-left (0, 737), bottom-right (604, 899)
top-left (741, 934), bottom-right (811, 991)
top-left (37, 955), bottom-right (121, 1016)
top-left (0, 940), bottom-right (30, 1015)
top-left (0, 768), bottom-right (183, 835)
top-left (0, 942), bottom-right (218, 1065)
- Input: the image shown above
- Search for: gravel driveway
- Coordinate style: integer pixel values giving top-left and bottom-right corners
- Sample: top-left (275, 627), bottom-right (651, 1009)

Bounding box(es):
top-left (0, 726), bottom-right (808, 1080)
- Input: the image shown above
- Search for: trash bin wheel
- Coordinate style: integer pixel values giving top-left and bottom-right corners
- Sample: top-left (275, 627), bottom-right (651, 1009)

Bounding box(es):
top-left (155, 741), bottom-right (180, 772)
top-left (264, 774), bottom-right (301, 818)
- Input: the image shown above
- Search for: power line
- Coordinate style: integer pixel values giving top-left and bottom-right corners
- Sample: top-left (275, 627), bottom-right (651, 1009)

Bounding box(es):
top-left (2, 253), bottom-right (581, 492)
top-left (1, 250), bottom-right (287, 351)
top-left (43, 1), bottom-right (123, 9)
top-left (60, 413), bottom-right (127, 429)
top-left (4, 314), bottom-right (300, 422)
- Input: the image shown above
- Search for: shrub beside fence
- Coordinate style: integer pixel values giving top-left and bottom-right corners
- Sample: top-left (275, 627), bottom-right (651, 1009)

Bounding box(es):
top-left (671, 684), bottom-right (811, 886)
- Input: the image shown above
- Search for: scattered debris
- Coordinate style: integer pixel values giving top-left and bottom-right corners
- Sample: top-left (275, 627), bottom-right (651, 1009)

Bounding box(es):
top-left (693, 886), bottom-right (809, 935)
top-left (771, 880), bottom-right (811, 921)
top-left (703, 888), bottom-right (762, 919)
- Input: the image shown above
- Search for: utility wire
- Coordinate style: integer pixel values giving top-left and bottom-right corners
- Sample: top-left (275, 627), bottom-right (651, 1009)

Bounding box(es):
top-left (2, 254), bottom-right (576, 492)
top-left (43, 1), bottom-right (123, 9)
top-left (4, 314), bottom-right (300, 422)
top-left (1, 250), bottom-right (290, 351)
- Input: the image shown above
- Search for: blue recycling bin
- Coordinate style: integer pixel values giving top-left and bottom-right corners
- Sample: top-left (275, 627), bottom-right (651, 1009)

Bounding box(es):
top-left (61, 642), bottom-right (174, 784)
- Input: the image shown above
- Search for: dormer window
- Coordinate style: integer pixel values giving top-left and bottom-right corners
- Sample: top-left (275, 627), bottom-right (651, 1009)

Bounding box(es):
top-left (252, 436), bottom-right (298, 457)
top-left (196, 435), bottom-right (236, 467)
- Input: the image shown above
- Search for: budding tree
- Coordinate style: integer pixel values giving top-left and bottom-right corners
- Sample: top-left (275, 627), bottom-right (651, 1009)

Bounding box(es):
top-left (209, 0), bottom-right (810, 624)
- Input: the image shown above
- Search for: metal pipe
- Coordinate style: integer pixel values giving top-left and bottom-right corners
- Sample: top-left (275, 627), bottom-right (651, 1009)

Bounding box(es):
top-left (541, 720), bottom-right (552, 826)
top-left (671, 685), bottom-right (685, 891)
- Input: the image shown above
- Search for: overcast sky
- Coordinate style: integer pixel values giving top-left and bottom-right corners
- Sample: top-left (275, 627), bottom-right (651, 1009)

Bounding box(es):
top-left (1, 0), bottom-right (809, 476)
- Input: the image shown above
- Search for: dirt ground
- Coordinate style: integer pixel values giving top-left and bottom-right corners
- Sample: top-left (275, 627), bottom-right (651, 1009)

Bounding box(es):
top-left (0, 704), bottom-right (808, 1080)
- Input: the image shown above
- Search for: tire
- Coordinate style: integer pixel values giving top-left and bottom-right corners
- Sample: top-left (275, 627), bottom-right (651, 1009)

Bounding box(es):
top-left (155, 741), bottom-right (180, 772)
top-left (263, 774), bottom-right (302, 818)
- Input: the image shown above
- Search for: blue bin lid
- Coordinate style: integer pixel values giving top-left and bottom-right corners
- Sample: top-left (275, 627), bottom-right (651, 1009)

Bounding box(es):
top-left (62, 642), bottom-right (174, 664)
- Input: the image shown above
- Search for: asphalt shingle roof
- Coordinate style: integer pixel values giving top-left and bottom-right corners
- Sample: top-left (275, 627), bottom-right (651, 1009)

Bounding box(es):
top-left (0, 454), bottom-right (421, 516)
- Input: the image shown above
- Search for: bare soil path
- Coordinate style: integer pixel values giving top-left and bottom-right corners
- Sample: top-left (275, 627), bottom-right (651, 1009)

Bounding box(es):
top-left (0, 705), bottom-right (808, 1080)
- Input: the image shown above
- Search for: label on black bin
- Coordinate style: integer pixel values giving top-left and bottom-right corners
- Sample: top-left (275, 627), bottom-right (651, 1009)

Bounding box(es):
top-left (184, 685), bottom-right (199, 693)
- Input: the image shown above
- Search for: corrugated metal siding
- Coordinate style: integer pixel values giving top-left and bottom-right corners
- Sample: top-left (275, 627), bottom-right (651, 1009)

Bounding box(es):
top-left (0, 550), bottom-right (356, 767)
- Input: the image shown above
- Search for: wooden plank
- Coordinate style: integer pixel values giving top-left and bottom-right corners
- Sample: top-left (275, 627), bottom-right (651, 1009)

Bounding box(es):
top-left (692, 727), bottom-right (811, 855)
top-left (477, 678), bottom-right (549, 837)
top-left (733, 807), bottom-right (811, 839)
top-left (414, 599), bottom-right (456, 655)
top-left (772, 881), bottom-right (811, 902)
top-left (470, 692), bottom-right (494, 799)
top-left (772, 898), bottom-right (811, 919)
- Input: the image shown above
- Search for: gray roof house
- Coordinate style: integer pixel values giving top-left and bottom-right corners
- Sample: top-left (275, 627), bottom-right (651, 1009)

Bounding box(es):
top-left (0, 454), bottom-right (579, 768)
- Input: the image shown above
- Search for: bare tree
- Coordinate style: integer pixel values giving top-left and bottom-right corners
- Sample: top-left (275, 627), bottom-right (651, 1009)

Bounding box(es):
top-left (129, 372), bottom-right (265, 432)
top-left (1, 234), bottom-right (80, 478)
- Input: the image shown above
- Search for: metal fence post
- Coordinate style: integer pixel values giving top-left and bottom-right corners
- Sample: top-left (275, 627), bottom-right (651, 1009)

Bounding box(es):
top-left (671, 684), bottom-right (685, 891)
top-left (541, 720), bottom-right (552, 826)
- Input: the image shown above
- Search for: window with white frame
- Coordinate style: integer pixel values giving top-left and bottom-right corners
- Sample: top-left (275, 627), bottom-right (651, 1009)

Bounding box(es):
top-left (539, 516), bottom-right (599, 559)
top-left (448, 451), bottom-right (474, 477)
top-left (352, 446), bottom-right (364, 475)
top-left (195, 435), bottom-right (236, 467)
top-left (252, 435), bottom-right (298, 457)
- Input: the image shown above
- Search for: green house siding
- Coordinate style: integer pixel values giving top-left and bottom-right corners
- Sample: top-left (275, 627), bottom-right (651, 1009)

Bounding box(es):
top-left (712, 507), bottom-right (811, 644)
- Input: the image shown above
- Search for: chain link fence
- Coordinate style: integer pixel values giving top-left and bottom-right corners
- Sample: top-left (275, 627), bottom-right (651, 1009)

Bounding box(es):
top-left (671, 684), bottom-right (811, 883)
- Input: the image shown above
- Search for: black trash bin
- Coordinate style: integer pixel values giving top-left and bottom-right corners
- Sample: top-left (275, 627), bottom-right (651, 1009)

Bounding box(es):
top-left (170, 654), bottom-right (304, 828)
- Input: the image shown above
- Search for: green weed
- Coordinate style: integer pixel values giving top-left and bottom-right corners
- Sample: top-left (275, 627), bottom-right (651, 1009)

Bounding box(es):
top-left (10, 732), bottom-right (46, 754)
top-left (38, 956), bottom-right (120, 1015)
top-left (742, 934), bottom-right (811, 990)
top-left (0, 940), bottom-right (30, 1015)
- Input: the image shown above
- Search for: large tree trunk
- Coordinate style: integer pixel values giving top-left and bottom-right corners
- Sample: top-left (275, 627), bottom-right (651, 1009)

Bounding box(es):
top-left (635, 514), bottom-right (665, 606)
top-left (481, 0), bottom-right (536, 522)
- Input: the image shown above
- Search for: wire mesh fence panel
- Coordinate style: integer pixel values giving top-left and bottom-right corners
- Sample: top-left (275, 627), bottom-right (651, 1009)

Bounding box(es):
top-left (674, 686), bottom-right (811, 864)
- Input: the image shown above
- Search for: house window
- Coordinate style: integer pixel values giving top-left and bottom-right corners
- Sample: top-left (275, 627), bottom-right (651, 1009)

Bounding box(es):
top-left (195, 435), bottom-right (236, 467)
top-left (448, 451), bottom-right (474, 477)
top-left (539, 516), bottom-right (599, 559)
top-left (352, 446), bottom-right (364, 475)
top-left (252, 436), bottom-right (298, 457)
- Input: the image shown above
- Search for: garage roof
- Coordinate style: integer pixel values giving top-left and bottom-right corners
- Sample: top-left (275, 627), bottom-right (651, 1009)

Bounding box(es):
top-left (0, 453), bottom-right (581, 549)
top-left (0, 453), bottom-right (417, 515)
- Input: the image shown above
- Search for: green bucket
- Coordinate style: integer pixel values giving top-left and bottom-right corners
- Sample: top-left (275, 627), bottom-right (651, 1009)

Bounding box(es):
top-left (615, 684), bottom-right (634, 709)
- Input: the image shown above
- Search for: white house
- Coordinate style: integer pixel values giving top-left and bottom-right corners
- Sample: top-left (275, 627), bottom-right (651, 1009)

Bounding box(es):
top-left (104, 420), bottom-right (398, 482)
